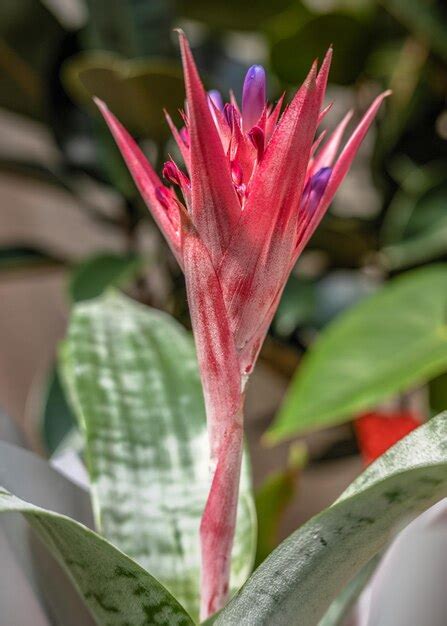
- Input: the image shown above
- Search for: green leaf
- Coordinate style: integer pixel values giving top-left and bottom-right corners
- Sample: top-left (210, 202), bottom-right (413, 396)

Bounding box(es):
top-left (40, 368), bottom-right (76, 455)
top-left (63, 52), bottom-right (185, 142)
top-left (215, 413), bottom-right (447, 626)
top-left (61, 292), bottom-right (256, 620)
top-left (69, 253), bottom-right (142, 303)
top-left (255, 443), bottom-right (307, 567)
top-left (429, 372), bottom-right (447, 417)
top-left (0, 490), bottom-right (194, 626)
top-left (267, 265), bottom-right (447, 442)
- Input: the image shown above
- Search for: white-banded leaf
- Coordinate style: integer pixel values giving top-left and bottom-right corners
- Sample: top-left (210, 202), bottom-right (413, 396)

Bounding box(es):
top-left (215, 413), bottom-right (447, 626)
top-left (61, 292), bottom-right (256, 620)
top-left (0, 487), bottom-right (194, 626)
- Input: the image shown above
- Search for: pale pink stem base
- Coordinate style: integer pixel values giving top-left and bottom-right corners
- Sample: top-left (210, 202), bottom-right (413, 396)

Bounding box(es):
top-left (199, 414), bottom-right (244, 621)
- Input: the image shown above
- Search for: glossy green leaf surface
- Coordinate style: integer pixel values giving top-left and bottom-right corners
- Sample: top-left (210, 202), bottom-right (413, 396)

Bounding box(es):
top-left (268, 265), bottom-right (447, 442)
top-left (216, 413), bottom-right (447, 626)
top-left (61, 292), bottom-right (256, 620)
top-left (0, 488), bottom-right (194, 626)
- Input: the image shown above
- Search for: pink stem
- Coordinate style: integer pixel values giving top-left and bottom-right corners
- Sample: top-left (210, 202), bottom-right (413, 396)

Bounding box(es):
top-left (199, 413), bottom-right (244, 620)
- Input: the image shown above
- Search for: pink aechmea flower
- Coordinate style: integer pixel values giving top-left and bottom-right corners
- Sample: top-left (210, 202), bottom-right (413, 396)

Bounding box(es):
top-left (95, 30), bottom-right (389, 620)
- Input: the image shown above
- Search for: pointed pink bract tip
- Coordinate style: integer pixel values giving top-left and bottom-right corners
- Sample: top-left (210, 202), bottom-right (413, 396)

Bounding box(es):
top-left (93, 96), bottom-right (107, 111)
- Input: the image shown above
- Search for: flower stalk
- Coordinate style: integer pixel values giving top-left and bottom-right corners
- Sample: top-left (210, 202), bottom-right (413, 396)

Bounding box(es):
top-left (95, 30), bottom-right (389, 620)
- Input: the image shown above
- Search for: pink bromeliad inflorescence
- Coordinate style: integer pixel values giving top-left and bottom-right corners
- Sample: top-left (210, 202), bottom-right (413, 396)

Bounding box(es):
top-left (95, 30), bottom-right (390, 620)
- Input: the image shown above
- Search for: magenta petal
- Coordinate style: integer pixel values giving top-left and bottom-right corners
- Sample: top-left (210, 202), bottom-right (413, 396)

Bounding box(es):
top-left (247, 125), bottom-right (265, 160)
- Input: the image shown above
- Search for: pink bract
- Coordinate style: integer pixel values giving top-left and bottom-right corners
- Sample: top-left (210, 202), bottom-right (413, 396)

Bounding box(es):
top-left (95, 30), bottom-right (390, 619)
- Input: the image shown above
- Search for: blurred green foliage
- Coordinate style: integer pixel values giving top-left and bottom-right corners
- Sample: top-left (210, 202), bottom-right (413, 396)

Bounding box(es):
top-left (0, 0), bottom-right (446, 447)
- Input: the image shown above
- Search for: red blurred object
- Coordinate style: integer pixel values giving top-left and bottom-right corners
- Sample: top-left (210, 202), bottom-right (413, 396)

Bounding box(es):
top-left (355, 411), bottom-right (422, 465)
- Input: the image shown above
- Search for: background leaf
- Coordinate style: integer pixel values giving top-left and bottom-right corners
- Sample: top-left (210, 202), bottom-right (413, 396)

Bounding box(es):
top-left (63, 52), bottom-right (185, 141)
top-left (255, 443), bottom-right (307, 567)
top-left (0, 489), bottom-right (194, 626)
top-left (61, 292), bottom-right (257, 621)
top-left (268, 265), bottom-right (447, 442)
top-left (69, 252), bottom-right (142, 303)
top-left (40, 368), bottom-right (76, 455)
top-left (216, 413), bottom-right (447, 626)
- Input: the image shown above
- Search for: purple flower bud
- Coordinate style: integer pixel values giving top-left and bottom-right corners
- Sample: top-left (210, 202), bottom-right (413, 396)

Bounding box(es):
top-left (208, 89), bottom-right (224, 112)
top-left (242, 65), bottom-right (266, 132)
top-left (303, 167), bottom-right (332, 215)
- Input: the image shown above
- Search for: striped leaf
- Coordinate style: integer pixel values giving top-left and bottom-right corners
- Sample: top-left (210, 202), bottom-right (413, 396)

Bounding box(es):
top-left (0, 486), bottom-right (194, 626)
top-left (60, 292), bottom-right (256, 621)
